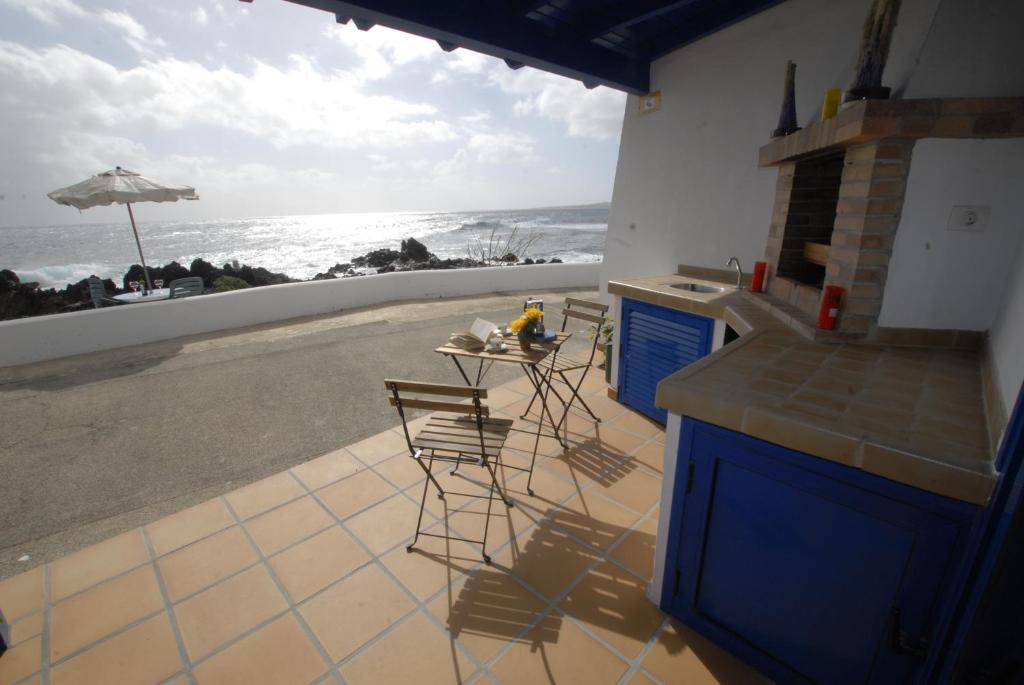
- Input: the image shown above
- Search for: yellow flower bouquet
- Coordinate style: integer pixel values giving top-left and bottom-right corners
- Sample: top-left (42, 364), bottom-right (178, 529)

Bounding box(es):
top-left (509, 307), bottom-right (543, 350)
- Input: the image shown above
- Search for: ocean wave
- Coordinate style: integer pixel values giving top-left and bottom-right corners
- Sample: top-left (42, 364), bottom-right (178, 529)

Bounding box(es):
top-left (11, 263), bottom-right (118, 288)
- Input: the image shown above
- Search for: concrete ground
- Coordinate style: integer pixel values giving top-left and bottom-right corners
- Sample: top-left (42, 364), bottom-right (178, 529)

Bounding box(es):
top-left (0, 288), bottom-right (598, 581)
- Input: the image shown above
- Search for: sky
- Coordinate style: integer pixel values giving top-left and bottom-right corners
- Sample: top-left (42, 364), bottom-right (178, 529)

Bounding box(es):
top-left (0, 0), bottom-right (626, 227)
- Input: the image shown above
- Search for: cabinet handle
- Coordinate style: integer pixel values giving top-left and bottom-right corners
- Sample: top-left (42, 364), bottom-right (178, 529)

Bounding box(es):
top-left (890, 607), bottom-right (929, 660)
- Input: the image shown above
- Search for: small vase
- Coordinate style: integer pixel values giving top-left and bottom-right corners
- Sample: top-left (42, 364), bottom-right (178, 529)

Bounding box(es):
top-left (519, 337), bottom-right (532, 352)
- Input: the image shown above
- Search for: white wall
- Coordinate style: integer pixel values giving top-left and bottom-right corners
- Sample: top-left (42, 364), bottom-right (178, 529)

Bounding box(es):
top-left (0, 263), bottom-right (600, 367)
top-left (990, 237), bottom-right (1024, 416)
top-left (600, 0), bottom-right (1024, 296)
top-left (879, 139), bottom-right (1024, 330)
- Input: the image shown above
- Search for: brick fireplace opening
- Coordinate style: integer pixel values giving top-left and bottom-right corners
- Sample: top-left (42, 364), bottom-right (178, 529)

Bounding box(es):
top-left (776, 153), bottom-right (843, 288)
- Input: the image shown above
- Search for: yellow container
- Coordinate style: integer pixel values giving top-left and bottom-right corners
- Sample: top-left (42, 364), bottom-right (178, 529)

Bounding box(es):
top-left (822, 88), bottom-right (842, 121)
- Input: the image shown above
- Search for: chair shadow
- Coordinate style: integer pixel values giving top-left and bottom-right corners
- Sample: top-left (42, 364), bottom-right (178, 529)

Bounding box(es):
top-left (436, 508), bottom-right (659, 655)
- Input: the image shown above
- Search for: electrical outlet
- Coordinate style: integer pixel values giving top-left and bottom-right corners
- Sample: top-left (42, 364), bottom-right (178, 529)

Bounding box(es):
top-left (638, 91), bottom-right (661, 114)
top-left (947, 205), bottom-right (990, 232)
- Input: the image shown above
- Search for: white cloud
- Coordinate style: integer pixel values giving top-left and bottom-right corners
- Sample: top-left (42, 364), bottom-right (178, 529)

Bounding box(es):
top-left (489, 68), bottom-right (625, 140)
top-left (467, 132), bottom-right (535, 164)
top-left (0, 41), bottom-right (458, 155)
top-left (326, 23), bottom-right (439, 81)
top-left (192, 7), bottom-right (209, 26)
top-left (98, 9), bottom-right (167, 55)
top-left (0, 0), bottom-right (84, 24)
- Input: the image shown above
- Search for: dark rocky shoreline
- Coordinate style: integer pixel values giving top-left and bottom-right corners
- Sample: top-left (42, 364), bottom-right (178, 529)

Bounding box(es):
top-left (0, 237), bottom-right (563, 321)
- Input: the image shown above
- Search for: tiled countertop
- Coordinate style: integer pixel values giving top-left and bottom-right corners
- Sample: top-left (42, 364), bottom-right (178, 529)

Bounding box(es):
top-left (608, 275), bottom-right (998, 505)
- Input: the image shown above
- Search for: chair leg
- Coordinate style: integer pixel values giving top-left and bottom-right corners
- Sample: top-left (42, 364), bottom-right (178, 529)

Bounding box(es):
top-left (407, 457), bottom-right (433, 553)
top-left (411, 449), bottom-right (446, 499)
top-left (480, 468), bottom-right (497, 564)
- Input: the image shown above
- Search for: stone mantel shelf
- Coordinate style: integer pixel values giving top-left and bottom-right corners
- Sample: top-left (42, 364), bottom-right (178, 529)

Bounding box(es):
top-left (759, 97), bottom-right (1024, 167)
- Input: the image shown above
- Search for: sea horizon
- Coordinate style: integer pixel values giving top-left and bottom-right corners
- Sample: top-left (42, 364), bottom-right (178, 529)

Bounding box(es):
top-left (1, 204), bottom-right (609, 289)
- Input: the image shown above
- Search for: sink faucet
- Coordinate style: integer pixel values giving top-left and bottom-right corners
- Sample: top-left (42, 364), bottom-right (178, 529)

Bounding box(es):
top-left (726, 257), bottom-right (742, 289)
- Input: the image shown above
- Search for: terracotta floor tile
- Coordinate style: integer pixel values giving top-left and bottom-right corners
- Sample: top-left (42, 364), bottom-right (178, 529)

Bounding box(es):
top-left (427, 567), bottom-right (546, 663)
top-left (581, 395), bottom-right (629, 422)
top-left (495, 522), bottom-right (601, 600)
top-left (0, 566), bottom-right (43, 622)
top-left (50, 565), bottom-right (164, 661)
top-left (599, 468), bottom-right (663, 514)
top-left (49, 528), bottom-right (150, 602)
top-left (642, 619), bottom-right (769, 685)
top-left (609, 517), bottom-right (658, 579)
top-left (345, 429), bottom-right (410, 465)
top-left (505, 462), bottom-right (580, 505)
top-left (373, 452), bottom-right (428, 490)
top-left (632, 441), bottom-right (666, 475)
top-left (159, 526), bottom-right (259, 602)
top-left (612, 411), bottom-right (665, 439)
top-left (560, 561), bottom-right (664, 659)
top-left (225, 472), bottom-right (306, 520)
top-left (539, 440), bottom-right (636, 491)
top-left (11, 611), bottom-right (43, 644)
top-left (592, 425), bottom-right (648, 457)
top-left (290, 448), bottom-right (364, 491)
top-left (490, 612), bottom-right (628, 685)
top-left (146, 498), bottom-right (235, 557)
top-left (500, 375), bottom-right (538, 397)
top-left (486, 386), bottom-right (527, 410)
top-left (316, 468), bottom-right (397, 520)
top-left (174, 564), bottom-right (287, 661)
top-left (340, 612), bottom-right (476, 685)
top-left (300, 563), bottom-right (415, 662)
top-left (51, 613), bottom-right (182, 685)
top-left (245, 496), bottom-right (334, 556)
top-left (442, 499), bottom-right (540, 561)
top-left (0, 635), bottom-right (41, 684)
top-left (269, 526), bottom-right (371, 602)
top-left (192, 614), bottom-right (326, 685)
top-left (380, 528), bottom-right (479, 601)
top-left (345, 494), bottom-right (422, 555)
top-left (501, 428), bottom-right (564, 458)
top-left (548, 492), bottom-right (641, 551)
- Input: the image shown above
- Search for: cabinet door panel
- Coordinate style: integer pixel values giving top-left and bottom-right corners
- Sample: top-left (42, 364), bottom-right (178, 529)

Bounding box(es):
top-left (670, 422), bottom-right (972, 684)
top-left (619, 300), bottom-right (713, 424)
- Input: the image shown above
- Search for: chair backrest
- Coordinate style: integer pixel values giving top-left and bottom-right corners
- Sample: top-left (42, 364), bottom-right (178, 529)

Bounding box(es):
top-left (559, 297), bottom-right (609, 363)
top-left (87, 277), bottom-right (107, 308)
top-left (169, 277), bottom-right (204, 298)
top-left (384, 379), bottom-right (490, 456)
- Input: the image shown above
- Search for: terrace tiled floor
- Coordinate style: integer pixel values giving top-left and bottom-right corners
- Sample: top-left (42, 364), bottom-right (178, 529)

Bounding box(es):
top-left (0, 370), bottom-right (768, 685)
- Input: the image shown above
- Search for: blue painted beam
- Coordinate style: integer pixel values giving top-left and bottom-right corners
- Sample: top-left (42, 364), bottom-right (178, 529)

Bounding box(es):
top-left (282, 0), bottom-right (651, 93)
top-left (644, 0), bottom-right (785, 60)
top-left (578, 0), bottom-right (704, 39)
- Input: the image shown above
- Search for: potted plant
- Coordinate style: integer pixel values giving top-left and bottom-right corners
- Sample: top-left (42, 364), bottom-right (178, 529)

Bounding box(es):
top-left (509, 307), bottom-right (544, 351)
top-left (591, 316), bottom-right (615, 383)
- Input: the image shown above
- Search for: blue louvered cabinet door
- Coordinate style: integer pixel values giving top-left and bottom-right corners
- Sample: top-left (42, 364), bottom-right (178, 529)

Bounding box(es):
top-left (618, 299), bottom-right (713, 424)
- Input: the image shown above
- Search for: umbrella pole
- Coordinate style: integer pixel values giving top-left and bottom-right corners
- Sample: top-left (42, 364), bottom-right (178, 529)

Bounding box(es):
top-left (126, 202), bottom-right (154, 291)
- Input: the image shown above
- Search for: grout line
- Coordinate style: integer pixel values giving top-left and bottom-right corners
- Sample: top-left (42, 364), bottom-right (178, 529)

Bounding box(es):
top-left (46, 607), bottom-right (167, 669)
top-left (142, 528), bottom-right (196, 685)
top-left (39, 563), bottom-right (51, 685)
top-left (221, 490), bottom-right (344, 684)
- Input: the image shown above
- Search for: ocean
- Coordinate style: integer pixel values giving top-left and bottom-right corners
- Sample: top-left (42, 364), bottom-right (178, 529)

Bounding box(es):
top-left (0, 206), bottom-right (608, 289)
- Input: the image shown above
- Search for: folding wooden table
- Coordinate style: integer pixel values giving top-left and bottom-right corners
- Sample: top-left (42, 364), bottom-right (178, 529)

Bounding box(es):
top-left (435, 333), bottom-right (570, 495)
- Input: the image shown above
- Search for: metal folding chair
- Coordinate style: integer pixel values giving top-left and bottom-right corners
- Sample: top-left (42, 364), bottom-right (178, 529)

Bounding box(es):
top-left (521, 297), bottom-right (609, 434)
top-left (385, 379), bottom-right (515, 564)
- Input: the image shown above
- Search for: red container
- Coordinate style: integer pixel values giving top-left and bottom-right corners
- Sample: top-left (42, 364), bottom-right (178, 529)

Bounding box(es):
top-left (751, 261), bottom-right (767, 293)
top-left (817, 285), bottom-right (845, 329)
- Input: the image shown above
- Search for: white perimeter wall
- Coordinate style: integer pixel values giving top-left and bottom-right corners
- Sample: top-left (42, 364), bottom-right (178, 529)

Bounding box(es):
top-left (0, 263), bottom-right (600, 368)
top-left (879, 139), bottom-right (1024, 330)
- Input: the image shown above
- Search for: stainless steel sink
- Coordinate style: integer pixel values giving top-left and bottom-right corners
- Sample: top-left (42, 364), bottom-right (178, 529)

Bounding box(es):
top-left (667, 282), bottom-right (728, 294)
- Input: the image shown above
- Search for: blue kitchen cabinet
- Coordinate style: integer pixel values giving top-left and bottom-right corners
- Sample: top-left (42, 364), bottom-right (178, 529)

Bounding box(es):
top-left (661, 420), bottom-right (977, 684)
top-left (618, 299), bottom-right (713, 424)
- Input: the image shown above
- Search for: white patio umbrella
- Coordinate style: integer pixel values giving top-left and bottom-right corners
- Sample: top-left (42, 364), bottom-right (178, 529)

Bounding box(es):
top-left (47, 167), bottom-right (198, 290)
